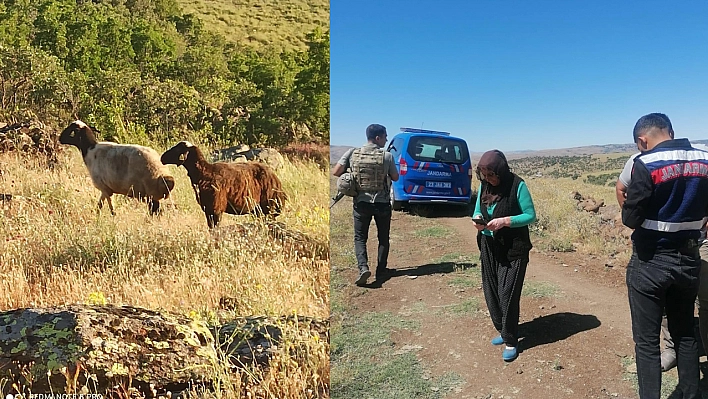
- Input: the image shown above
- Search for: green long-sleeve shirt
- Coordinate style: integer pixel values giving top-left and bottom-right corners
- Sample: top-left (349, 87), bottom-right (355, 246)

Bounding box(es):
top-left (473, 181), bottom-right (537, 236)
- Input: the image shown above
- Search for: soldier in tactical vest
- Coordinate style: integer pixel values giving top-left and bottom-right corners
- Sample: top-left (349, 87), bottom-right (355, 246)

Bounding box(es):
top-left (332, 124), bottom-right (399, 286)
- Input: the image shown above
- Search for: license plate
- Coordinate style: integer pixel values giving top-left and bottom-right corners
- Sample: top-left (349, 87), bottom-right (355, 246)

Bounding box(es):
top-left (425, 181), bottom-right (451, 189)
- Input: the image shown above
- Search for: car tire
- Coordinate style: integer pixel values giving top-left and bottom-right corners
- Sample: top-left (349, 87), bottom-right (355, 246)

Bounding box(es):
top-left (390, 185), bottom-right (403, 211)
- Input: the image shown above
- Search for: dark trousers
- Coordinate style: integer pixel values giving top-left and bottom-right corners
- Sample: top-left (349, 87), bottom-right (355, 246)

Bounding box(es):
top-left (627, 245), bottom-right (701, 399)
top-left (479, 234), bottom-right (528, 347)
top-left (353, 202), bottom-right (391, 275)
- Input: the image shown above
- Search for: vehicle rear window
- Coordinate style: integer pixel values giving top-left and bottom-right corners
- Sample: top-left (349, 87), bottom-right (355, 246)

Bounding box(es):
top-left (406, 136), bottom-right (469, 164)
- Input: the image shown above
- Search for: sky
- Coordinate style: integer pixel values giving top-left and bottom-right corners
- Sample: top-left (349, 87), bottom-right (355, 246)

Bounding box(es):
top-left (330, 1), bottom-right (708, 152)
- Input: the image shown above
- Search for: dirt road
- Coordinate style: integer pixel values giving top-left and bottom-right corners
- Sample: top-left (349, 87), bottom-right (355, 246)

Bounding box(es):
top-left (347, 209), bottom-right (644, 398)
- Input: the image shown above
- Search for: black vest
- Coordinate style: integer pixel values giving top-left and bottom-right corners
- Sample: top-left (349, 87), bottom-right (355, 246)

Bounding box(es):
top-left (477, 174), bottom-right (533, 262)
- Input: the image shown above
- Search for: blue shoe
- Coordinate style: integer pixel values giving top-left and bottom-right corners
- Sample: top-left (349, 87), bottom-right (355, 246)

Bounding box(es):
top-left (491, 335), bottom-right (504, 346)
top-left (502, 346), bottom-right (518, 362)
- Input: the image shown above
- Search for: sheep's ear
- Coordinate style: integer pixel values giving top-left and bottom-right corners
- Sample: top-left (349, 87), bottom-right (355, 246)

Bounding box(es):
top-left (179, 150), bottom-right (189, 161)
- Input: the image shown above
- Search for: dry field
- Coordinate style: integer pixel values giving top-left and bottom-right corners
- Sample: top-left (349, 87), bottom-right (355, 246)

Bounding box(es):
top-left (175, 0), bottom-right (329, 51)
top-left (0, 146), bottom-right (330, 398)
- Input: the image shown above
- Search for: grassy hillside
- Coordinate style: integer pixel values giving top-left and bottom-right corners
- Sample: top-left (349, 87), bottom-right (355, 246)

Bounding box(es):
top-left (176, 0), bottom-right (329, 51)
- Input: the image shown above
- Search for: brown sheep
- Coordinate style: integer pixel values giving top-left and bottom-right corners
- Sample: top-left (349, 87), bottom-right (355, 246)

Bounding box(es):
top-left (59, 120), bottom-right (175, 215)
top-left (160, 141), bottom-right (287, 228)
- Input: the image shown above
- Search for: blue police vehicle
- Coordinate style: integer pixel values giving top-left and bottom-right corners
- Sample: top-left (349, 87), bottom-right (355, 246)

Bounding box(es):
top-left (387, 127), bottom-right (472, 210)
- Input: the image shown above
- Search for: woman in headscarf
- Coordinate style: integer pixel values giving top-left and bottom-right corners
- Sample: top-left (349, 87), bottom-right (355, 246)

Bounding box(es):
top-left (472, 149), bottom-right (537, 362)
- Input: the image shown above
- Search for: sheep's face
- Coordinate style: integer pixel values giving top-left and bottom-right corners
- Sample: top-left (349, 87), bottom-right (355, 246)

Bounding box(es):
top-left (59, 120), bottom-right (89, 147)
top-left (161, 141), bottom-right (195, 166)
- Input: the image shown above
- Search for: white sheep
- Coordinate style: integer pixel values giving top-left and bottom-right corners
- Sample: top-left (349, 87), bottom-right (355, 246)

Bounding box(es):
top-left (59, 120), bottom-right (175, 215)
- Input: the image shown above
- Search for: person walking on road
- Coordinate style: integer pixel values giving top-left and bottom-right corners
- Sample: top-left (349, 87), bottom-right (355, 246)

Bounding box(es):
top-left (472, 149), bottom-right (537, 362)
top-left (332, 124), bottom-right (399, 286)
top-left (622, 113), bottom-right (708, 399)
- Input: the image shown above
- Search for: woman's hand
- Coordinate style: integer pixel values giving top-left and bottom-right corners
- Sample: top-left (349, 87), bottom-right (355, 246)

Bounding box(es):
top-left (472, 214), bottom-right (486, 231)
top-left (486, 217), bottom-right (511, 232)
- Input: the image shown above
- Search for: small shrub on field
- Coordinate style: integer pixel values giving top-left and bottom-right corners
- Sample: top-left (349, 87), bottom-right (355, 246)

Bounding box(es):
top-left (414, 226), bottom-right (451, 238)
top-left (547, 238), bottom-right (575, 253)
top-left (584, 173), bottom-right (618, 186)
top-left (523, 281), bottom-right (560, 298)
top-left (447, 298), bottom-right (479, 315)
top-left (448, 276), bottom-right (477, 288)
top-left (438, 252), bottom-right (479, 265)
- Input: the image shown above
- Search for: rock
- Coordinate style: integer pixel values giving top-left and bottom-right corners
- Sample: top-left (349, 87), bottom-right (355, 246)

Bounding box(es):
top-left (573, 192), bottom-right (605, 213)
top-left (0, 120), bottom-right (60, 167)
top-left (0, 305), bottom-right (328, 395)
top-left (598, 204), bottom-right (620, 222)
top-left (233, 143), bottom-right (250, 152)
top-left (212, 145), bottom-right (285, 170)
top-left (211, 315), bottom-right (328, 368)
top-left (577, 198), bottom-right (604, 213)
top-left (0, 305), bottom-right (216, 394)
top-left (254, 148), bottom-right (285, 169)
top-left (231, 154), bottom-right (248, 163)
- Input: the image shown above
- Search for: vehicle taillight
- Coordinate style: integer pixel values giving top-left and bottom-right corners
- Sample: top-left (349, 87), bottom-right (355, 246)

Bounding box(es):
top-left (399, 156), bottom-right (407, 175)
top-left (468, 167), bottom-right (473, 177)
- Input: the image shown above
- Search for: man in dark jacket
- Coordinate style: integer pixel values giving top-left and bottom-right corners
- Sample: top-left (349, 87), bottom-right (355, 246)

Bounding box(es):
top-left (623, 113), bottom-right (708, 399)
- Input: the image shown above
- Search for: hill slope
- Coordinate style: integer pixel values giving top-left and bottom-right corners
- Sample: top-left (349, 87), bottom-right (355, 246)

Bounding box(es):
top-left (331, 140), bottom-right (708, 164)
top-left (176, 0), bottom-right (329, 51)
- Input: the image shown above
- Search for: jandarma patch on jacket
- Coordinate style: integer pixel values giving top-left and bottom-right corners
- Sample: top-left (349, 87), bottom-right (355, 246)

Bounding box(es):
top-left (651, 162), bottom-right (708, 183)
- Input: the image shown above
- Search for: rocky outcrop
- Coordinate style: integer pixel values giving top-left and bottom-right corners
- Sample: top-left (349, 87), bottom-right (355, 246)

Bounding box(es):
top-left (0, 121), bottom-right (60, 167)
top-left (0, 305), bottom-right (328, 396)
top-left (0, 305), bottom-right (216, 394)
top-left (212, 144), bottom-right (285, 170)
top-left (569, 191), bottom-right (632, 243)
top-left (571, 191), bottom-right (605, 213)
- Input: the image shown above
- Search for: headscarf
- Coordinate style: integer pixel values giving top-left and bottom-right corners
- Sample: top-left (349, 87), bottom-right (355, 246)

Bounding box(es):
top-left (477, 150), bottom-right (513, 206)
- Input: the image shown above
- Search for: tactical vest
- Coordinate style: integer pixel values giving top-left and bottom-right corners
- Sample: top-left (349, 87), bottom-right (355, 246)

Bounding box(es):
top-left (351, 146), bottom-right (386, 192)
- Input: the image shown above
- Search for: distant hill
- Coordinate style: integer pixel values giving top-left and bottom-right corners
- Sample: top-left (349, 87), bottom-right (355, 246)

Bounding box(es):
top-left (176, 0), bottom-right (329, 51)
top-left (331, 140), bottom-right (708, 164)
top-left (330, 145), bottom-right (353, 165)
top-left (500, 143), bottom-right (638, 160)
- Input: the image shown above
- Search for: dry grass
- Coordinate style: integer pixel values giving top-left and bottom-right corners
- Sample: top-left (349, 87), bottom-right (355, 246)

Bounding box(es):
top-left (0, 147), bottom-right (329, 398)
top-left (281, 142), bottom-right (329, 170)
top-left (524, 176), bottom-right (631, 265)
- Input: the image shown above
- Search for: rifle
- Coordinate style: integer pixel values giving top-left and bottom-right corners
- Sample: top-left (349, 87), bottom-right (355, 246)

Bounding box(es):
top-left (329, 191), bottom-right (345, 209)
